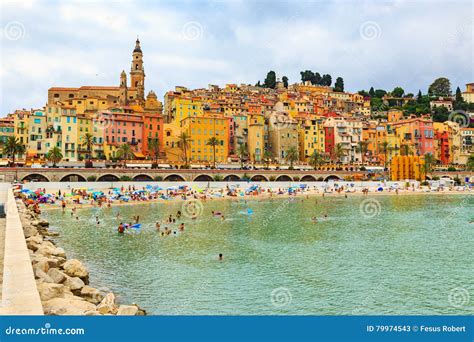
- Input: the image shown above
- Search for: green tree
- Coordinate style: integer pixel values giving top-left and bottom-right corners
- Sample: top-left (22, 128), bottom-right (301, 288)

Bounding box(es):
top-left (355, 141), bottom-right (369, 164)
top-left (374, 89), bottom-right (387, 98)
top-left (264, 71), bottom-right (276, 89)
top-left (3, 136), bottom-right (25, 167)
top-left (116, 143), bottom-right (134, 166)
top-left (358, 90), bottom-right (369, 97)
top-left (455, 86), bottom-right (463, 103)
top-left (148, 139), bottom-right (160, 167)
top-left (206, 137), bottom-right (219, 168)
top-left (379, 141), bottom-right (390, 167)
top-left (282, 76), bottom-right (288, 88)
top-left (422, 153), bottom-right (435, 178)
top-left (332, 143), bottom-right (346, 163)
top-left (309, 150), bottom-right (325, 170)
top-left (321, 74), bottom-right (332, 86)
top-left (263, 148), bottom-right (272, 169)
top-left (45, 146), bottom-right (63, 167)
top-left (428, 77), bottom-right (451, 97)
top-left (178, 132), bottom-right (192, 167)
top-left (417, 90), bottom-right (423, 103)
top-left (237, 143), bottom-right (248, 169)
top-left (392, 86), bottom-right (405, 98)
top-left (369, 87), bottom-right (375, 97)
top-left (334, 77), bottom-right (344, 92)
top-left (285, 146), bottom-right (298, 169)
top-left (467, 154), bottom-right (474, 171)
top-left (80, 132), bottom-right (94, 160)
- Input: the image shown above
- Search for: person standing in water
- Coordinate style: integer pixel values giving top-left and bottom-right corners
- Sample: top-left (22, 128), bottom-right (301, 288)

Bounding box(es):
top-left (218, 253), bottom-right (223, 261)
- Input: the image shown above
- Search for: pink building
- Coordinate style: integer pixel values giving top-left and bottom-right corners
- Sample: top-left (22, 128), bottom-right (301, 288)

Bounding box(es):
top-left (392, 116), bottom-right (435, 156)
top-left (102, 108), bottom-right (144, 155)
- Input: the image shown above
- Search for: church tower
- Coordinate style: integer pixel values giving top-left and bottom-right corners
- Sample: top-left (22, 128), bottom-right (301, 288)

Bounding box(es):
top-left (130, 38), bottom-right (145, 101)
top-left (119, 70), bottom-right (128, 105)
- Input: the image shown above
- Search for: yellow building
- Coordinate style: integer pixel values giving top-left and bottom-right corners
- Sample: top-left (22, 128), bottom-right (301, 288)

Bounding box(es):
top-left (247, 113), bottom-right (265, 162)
top-left (170, 97), bottom-right (203, 124)
top-left (182, 115), bottom-right (230, 164)
top-left (163, 122), bottom-right (183, 163)
top-left (390, 155), bottom-right (425, 181)
top-left (299, 116), bottom-right (325, 161)
top-left (27, 110), bottom-right (47, 159)
top-left (60, 106), bottom-right (78, 161)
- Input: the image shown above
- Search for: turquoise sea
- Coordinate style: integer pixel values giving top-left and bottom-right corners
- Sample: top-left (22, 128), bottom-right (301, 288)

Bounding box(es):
top-left (43, 194), bottom-right (473, 315)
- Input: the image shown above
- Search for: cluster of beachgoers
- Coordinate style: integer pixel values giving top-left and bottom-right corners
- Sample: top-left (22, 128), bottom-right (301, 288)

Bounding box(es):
top-left (14, 188), bottom-right (147, 315)
top-left (20, 181), bottom-right (472, 213)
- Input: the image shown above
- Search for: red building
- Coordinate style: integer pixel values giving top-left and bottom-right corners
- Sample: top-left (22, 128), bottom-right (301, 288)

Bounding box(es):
top-left (324, 126), bottom-right (335, 156)
top-left (142, 112), bottom-right (164, 158)
top-left (435, 130), bottom-right (450, 165)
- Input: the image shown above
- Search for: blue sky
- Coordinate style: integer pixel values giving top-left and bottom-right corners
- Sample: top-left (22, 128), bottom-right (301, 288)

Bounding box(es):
top-left (0, 0), bottom-right (472, 115)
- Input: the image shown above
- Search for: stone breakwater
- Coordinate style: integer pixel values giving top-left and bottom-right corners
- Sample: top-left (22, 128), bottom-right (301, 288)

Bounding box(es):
top-left (16, 198), bottom-right (146, 316)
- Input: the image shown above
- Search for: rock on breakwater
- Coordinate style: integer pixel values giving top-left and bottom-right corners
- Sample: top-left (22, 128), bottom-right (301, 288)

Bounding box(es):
top-left (16, 196), bottom-right (146, 316)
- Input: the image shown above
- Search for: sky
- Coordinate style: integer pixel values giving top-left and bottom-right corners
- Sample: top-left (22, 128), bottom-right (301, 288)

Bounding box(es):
top-left (0, 0), bottom-right (472, 115)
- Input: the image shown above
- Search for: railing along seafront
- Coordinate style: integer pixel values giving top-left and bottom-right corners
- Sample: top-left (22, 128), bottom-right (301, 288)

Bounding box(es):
top-left (0, 187), bottom-right (43, 315)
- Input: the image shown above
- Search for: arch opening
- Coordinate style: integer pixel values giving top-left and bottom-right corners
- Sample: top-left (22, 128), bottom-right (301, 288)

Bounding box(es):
top-left (21, 174), bottom-right (49, 182)
top-left (60, 174), bottom-right (86, 182)
top-left (163, 174), bottom-right (185, 182)
top-left (97, 174), bottom-right (120, 182)
top-left (133, 174), bottom-right (153, 182)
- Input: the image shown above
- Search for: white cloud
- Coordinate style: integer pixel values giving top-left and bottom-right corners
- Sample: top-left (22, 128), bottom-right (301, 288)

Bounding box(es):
top-left (0, 0), bottom-right (472, 114)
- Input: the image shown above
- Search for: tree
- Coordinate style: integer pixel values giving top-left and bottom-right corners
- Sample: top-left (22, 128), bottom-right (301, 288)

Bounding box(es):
top-left (467, 154), bottom-right (474, 171)
top-left (428, 77), bottom-right (451, 97)
top-left (334, 77), bottom-right (344, 92)
top-left (285, 146), bottom-right (298, 169)
top-left (455, 86), bottom-right (464, 103)
top-left (374, 89), bottom-right (387, 98)
top-left (321, 74), bottom-right (332, 86)
top-left (45, 146), bottom-right (63, 167)
top-left (432, 106), bottom-right (450, 122)
top-left (264, 71), bottom-right (276, 89)
top-left (369, 87), bottom-right (375, 97)
top-left (309, 150), bottom-right (325, 170)
top-left (237, 143), bottom-right (248, 169)
top-left (400, 144), bottom-right (412, 156)
top-left (206, 137), bottom-right (219, 168)
top-left (3, 136), bottom-right (25, 167)
top-left (178, 132), bottom-right (192, 167)
top-left (148, 139), bottom-right (160, 167)
top-left (379, 141), bottom-right (390, 167)
top-left (392, 87), bottom-right (405, 98)
top-left (282, 76), bottom-right (288, 88)
top-left (263, 148), bottom-right (272, 169)
top-left (417, 90), bottom-right (423, 103)
top-left (355, 141), bottom-right (369, 164)
top-left (358, 90), bottom-right (369, 97)
top-left (116, 143), bottom-right (134, 166)
top-left (255, 80), bottom-right (262, 87)
top-left (300, 70), bottom-right (315, 84)
top-left (332, 143), bottom-right (346, 163)
top-left (80, 132), bottom-right (94, 160)
top-left (422, 153), bottom-right (435, 178)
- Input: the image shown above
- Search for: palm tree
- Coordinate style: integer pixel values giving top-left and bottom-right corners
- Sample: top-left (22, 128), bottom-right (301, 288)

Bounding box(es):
top-left (45, 146), bottom-right (63, 167)
top-left (116, 143), bottom-right (134, 167)
top-left (400, 144), bottom-right (412, 156)
top-left (379, 141), bottom-right (390, 167)
top-left (4, 137), bottom-right (25, 167)
top-left (237, 143), bottom-right (248, 169)
top-left (148, 139), bottom-right (160, 168)
top-left (263, 148), bottom-right (273, 169)
top-left (285, 146), bottom-right (298, 170)
top-left (422, 153), bottom-right (435, 179)
top-left (467, 154), bottom-right (474, 171)
top-left (355, 141), bottom-right (369, 165)
top-left (207, 137), bottom-right (219, 168)
top-left (309, 150), bottom-right (325, 170)
top-left (80, 133), bottom-right (94, 160)
top-left (178, 132), bottom-right (192, 167)
top-left (332, 143), bottom-right (346, 164)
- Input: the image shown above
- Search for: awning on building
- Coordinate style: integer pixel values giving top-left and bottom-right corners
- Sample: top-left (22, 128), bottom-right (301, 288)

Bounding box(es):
top-left (133, 151), bottom-right (146, 159)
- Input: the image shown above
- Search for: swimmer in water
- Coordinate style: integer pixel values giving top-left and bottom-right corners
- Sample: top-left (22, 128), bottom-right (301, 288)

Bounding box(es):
top-left (311, 217), bottom-right (318, 223)
top-left (218, 253), bottom-right (223, 261)
top-left (179, 223), bottom-right (184, 231)
top-left (221, 215), bottom-right (225, 221)
top-left (156, 222), bottom-right (161, 231)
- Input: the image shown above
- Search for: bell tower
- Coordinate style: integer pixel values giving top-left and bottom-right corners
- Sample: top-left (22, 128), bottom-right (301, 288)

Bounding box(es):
top-left (130, 38), bottom-right (145, 100)
top-left (119, 70), bottom-right (128, 105)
